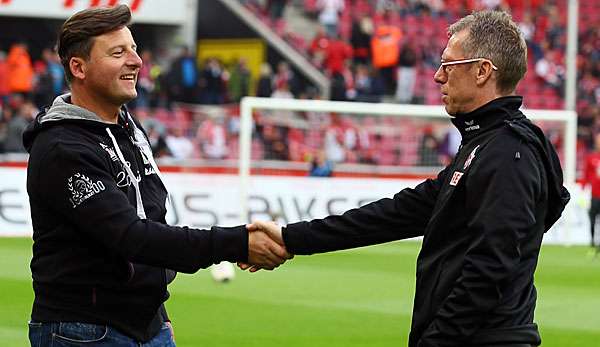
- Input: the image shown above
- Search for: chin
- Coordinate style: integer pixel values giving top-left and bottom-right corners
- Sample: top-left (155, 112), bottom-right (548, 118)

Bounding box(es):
top-left (445, 105), bottom-right (457, 116)
top-left (120, 91), bottom-right (138, 104)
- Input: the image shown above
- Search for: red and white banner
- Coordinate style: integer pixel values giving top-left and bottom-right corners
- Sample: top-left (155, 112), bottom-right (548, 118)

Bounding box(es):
top-left (0, 0), bottom-right (187, 24)
top-left (0, 166), bottom-right (590, 245)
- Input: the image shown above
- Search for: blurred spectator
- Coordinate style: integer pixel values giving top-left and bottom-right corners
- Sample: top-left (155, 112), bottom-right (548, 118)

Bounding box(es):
top-left (32, 60), bottom-right (54, 109)
top-left (350, 15), bottom-right (373, 65)
top-left (272, 80), bottom-right (294, 99)
top-left (136, 50), bottom-right (157, 108)
top-left (583, 132), bottom-right (600, 249)
top-left (309, 26), bottom-right (331, 68)
top-left (200, 57), bottom-right (226, 104)
top-left (166, 46), bottom-right (198, 103)
top-left (267, 0), bottom-right (288, 22)
top-left (371, 24), bottom-right (402, 94)
top-left (535, 48), bottom-right (565, 93)
top-left (4, 99), bottom-right (36, 153)
top-left (273, 61), bottom-right (298, 96)
top-left (197, 117), bottom-right (228, 159)
top-left (544, 5), bottom-right (565, 51)
top-left (329, 72), bottom-right (347, 101)
top-left (0, 104), bottom-right (13, 152)
top-left (354, 64), bottom-right (384, 102)
top-left (395, 41), bottom-right (418, 104)
top-left (270, 79), bottom-right (296, 121)
top-left (260, 124), bottom-right (289, 160)
top-left (439, 126), bottom-right (461, 165)
top-left (309, 150), bottom-right (333, 176)
top-left (418, 127), bottom-right (441, 166)
top-left (256, 63), bottom-right (274, 97)
top-left (165, 127), bottom-right (194, 159)
top-left (42, 48), bottom-right (65, 98)
top-left (324, 33), bottom-right (353, 75)
top-left (324, 116), bottom-right (345, 162)
top-left (7, 43), bottom-right (34, 97)
top-left (317, 0), bottom-right (345, 37)
top-left (146, 125), bottom-right (170, 158)
top-left (0, 51), bottom-right (10, 105)
top-left (228, 58), bottom-right (251, 103)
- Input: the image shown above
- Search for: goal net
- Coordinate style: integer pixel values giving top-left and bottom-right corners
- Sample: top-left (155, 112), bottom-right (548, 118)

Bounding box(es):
top-left (238, 97), bottom-right (577, 225)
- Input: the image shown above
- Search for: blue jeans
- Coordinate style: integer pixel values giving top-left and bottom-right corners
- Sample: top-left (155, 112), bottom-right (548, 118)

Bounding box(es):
top-left (28, 321), bottom-right (176, 347)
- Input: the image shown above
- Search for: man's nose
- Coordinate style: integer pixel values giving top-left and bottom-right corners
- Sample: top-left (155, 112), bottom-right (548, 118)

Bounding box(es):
top-left (127, 50), bottom-right (142, 68)
top-left (433, 66), bottom-right (446, 84)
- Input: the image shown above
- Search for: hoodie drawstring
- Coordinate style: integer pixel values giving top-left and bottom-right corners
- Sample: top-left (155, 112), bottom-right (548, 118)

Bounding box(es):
top-left (106, 128), bottom-right (147, 219)
top-left (126, 114), bottom-right (171, 213)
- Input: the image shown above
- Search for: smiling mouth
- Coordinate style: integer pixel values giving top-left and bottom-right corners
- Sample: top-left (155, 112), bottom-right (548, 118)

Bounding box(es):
top-left (119, 74), bottom-right (136, 81)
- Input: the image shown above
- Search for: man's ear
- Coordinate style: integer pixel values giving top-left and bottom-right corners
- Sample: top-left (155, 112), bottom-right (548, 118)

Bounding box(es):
top-left (475, 61), bottom-right (495, 87)
top-left (69, 57), bottom-right (86, 81)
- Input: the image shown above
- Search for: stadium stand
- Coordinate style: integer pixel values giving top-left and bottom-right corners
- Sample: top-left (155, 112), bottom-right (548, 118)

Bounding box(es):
top-left (0, 0), bottom-right (596, 175)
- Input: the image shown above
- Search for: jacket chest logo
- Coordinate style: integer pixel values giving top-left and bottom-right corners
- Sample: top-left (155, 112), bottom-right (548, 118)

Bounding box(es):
top-left (450, 171), bottom-right (464, 186)
top-left (463, 145), bottom-right (480, 170)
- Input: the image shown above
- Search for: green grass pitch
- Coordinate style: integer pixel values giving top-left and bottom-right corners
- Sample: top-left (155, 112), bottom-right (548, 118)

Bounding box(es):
top-left (1, 237), bottom-right (599, 346)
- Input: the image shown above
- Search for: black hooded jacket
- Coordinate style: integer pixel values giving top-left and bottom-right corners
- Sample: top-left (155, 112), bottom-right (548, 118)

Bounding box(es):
top-left (283, 96), bottom-right (570, 347)
top-left (23, 94), bottom-right (248, 342)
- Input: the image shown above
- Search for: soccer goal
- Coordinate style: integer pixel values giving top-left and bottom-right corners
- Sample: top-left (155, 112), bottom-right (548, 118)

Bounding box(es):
top-left (238, 97), bottom-right (577, 225)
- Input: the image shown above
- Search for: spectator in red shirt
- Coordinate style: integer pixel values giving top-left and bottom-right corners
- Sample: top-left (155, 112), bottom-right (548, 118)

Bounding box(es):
top-left (309, 26), bottom-right (331, 68)
top-left (324, 34), bottom-right (353, 75)
top-left (583, 132), bottom-right (600, 249)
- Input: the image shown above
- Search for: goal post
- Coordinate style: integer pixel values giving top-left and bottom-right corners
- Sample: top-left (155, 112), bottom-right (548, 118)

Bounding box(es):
top-left (238, 96), bottom-right (577, 224)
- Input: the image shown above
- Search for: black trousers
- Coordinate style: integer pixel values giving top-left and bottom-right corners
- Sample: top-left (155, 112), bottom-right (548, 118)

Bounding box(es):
top-left (589, 198), bottom-right (600, 247)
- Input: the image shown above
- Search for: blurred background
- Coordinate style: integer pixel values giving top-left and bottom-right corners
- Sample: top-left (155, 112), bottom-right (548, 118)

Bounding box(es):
top-left (0, 1), bottom-right (599, 346)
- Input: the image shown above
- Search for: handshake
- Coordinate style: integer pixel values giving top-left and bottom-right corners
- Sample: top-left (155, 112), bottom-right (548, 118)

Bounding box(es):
top-left (241, 221), bottom-right (293, 272)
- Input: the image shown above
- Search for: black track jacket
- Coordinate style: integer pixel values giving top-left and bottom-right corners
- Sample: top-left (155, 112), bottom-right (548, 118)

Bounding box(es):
top-left (23, 94), bottom-right (248, 342)
top-left (283, 96), bottom-right (570, 347)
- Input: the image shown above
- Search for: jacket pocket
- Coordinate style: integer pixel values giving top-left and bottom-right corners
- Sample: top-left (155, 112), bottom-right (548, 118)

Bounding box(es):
top-left (52, 322), bottom-right (108, 344)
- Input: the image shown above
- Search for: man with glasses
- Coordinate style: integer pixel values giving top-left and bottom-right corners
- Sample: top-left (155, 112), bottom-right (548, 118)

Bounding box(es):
top-left (242, 10), bottom-right (570, 347)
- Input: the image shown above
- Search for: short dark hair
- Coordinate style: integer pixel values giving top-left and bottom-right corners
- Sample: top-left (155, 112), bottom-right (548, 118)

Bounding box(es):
top-left (58, 4), bottom-right (132, 82)
top-left (449, 11), bottom-right (527, 94)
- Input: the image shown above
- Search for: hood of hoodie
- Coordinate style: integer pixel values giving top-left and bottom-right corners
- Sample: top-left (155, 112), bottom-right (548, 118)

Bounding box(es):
top-left (504, 114), bottom-right (571, 231)
top-left (23, 93), bottom-right (119, 153)
top-left (451, 96), bottom-right (570, 231)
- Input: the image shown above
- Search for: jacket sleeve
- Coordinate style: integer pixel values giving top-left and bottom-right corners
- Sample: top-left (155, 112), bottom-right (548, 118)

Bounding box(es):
top-left (418, 142), bottom-right (543, 347)
top-left (32, 142), bottom-right (248, 273)
top-left (283, 166), bottom-right (449, 255)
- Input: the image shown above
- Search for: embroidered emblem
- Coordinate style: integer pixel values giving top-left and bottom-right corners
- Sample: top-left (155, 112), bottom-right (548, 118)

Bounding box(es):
top-left (139, 150), bottom-right (156, 176)
top-left (67, 173), bottom-right (105, 208)
top-left (450, 171), bottom-right (464, 186)
top-left (100, 143), bottom-right (119, 162)
top-left (463, 145), bottom-right (480, 170)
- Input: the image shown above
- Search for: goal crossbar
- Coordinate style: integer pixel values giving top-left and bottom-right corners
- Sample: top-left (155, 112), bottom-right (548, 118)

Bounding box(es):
top-left (239, 97), bottom-right (577, 223)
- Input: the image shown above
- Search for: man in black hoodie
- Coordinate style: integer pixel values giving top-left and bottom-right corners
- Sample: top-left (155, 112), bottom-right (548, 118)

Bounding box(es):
top-left (23, 5), bottom-right (291, 347)
top-left (243, 11), bottom-right (570, 347)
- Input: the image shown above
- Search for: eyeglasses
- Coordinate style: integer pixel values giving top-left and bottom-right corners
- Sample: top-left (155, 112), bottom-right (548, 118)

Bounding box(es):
top-left (439, 58), bottom-right (499, 74)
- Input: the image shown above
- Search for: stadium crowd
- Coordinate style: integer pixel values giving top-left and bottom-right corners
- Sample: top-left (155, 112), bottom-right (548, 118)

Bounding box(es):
top-left (0, 0), bottom-right (598, 174)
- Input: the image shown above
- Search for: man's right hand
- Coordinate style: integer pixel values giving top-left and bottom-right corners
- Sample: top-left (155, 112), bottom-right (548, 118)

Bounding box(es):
top-left (241, 221), bottom-right (292, 272)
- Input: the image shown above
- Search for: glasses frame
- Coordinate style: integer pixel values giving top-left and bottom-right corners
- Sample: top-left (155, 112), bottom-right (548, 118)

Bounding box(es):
top-left (439, 58), bottom-right (499, 73)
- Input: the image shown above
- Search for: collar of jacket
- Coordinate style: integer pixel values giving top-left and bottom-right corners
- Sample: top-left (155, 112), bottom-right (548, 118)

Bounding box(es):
top-left (450, 95), bottom-right (524, 143)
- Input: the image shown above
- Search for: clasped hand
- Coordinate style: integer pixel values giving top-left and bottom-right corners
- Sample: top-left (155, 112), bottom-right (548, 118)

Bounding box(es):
top-left (242, 221), bottom-right (292, 272)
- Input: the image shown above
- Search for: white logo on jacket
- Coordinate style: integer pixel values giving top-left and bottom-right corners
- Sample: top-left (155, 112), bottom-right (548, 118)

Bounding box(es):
top-left (67, 173), bottom-right (105, 208)
top-left (463, 145), bottom-right (480, 170)
top-left (99, 143), bottom-right (119, 162)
